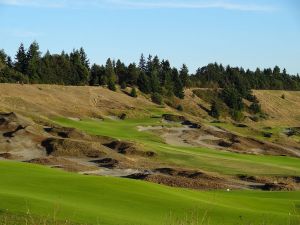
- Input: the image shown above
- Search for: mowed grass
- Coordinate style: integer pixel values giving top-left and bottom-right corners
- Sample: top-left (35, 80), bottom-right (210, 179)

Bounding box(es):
top-left (1, 161), bottom-right (300, 225)
top-left (54, 117), bottom-right (300, 176)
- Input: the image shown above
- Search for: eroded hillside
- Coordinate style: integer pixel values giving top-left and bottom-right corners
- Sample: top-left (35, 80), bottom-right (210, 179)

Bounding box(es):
top-left (0, 84), bottom-right (300, 191)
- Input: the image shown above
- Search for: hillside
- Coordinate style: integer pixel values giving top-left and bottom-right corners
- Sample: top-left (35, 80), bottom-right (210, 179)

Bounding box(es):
top-left (0, 84), bottom-right (300, 224)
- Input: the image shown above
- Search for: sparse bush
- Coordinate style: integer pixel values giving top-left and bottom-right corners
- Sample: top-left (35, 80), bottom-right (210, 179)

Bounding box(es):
top-left (151, 93), bottom-right (163, 105)
top-left (231, 110), bottom-right (244, 121)
top-left (108, 79), bottom-right (116, 91)
top-left (209, 101), bottom-right (220, 119)
top-left (130, 87), bottom-right (137, 98)
top-left (245, 93), bottom-right (259, 103)
top-left (120, 82), bottom-right (127, 89)
top-left (249, 102), bottom-right (261, 114)
top-left (119, 113), bottom-right (127, 120)
top-left (176, 105), bottom-right (183, 111)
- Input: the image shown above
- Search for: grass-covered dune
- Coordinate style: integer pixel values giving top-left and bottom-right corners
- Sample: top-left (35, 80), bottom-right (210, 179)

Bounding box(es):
top-left (0, 161), bottom-right (299, 225)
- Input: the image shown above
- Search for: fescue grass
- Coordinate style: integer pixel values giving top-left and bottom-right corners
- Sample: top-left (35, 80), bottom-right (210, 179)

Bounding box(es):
top-left (1, 161), bottom-right (300, 225)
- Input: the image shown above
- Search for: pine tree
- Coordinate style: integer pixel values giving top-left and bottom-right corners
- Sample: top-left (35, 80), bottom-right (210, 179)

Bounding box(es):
top-left (210, 101), bottom-right (220, 119)
top-left (70, 49), bottom-right (89, 85)
top-left (150, 69), bottom-right (161, 94)
top-left (115, 59), bottom-right (126, 84)
top-left (89, 64), bottom-right (101, 86)
top-left (79, 47), bottom-right (90, 69)
top-left (179, 64), bottom-right (189, 87)
top-left (26, 41), bottom-right (42, 83)
top-left (172, 68), bottom-right (184, 99)
top-left (127, 63), bottom-right (139, 85)
top-left (138, 54), bottom-right (146, 72)
top-left (108, 77), bottom-right (116, 91)
top-left (105, 58), bottom-right (117, 83)
top-left (138, 72), bottom-right (151, 94)
top-left (15, 43), bottom-right (28, 74)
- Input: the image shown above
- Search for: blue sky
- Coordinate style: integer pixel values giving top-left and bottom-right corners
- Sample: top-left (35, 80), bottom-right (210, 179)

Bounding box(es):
top-left (0, 0), bottom-right (299, 74)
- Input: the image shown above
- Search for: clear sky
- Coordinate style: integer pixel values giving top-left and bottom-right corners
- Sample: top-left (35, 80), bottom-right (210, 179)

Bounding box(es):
top-left (0, 0), bottom-right (299, 74)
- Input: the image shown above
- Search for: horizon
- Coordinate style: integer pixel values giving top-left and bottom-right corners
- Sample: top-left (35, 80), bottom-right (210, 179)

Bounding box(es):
top-left (1, 0), bottom-right (300, 74)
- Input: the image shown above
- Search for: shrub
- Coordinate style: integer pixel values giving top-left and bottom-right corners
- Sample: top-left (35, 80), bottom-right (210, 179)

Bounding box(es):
top-left (120, 82), bottom-right (127, 89)
top-left (130, 87), bottom-right (137, 98)
top-left (221, 86), bottom-right (244, 111)
top-left (281, 94), bottom-right (285, 99)
top-left (209, 101), bottom-right (220, 119)
top-left (231, 110), bottom-right (244, 121)
top-left (245, 94), bottom-right (259, 103)
top-left (108, 79), bottom-right (116, 91)
top-left (119, 113), bottom-right (127, 120)
top-left (151, 93), bottom-right (163, 105)
top-left (249, 102), bottom-right (261, 114)
top-left (176, 105), bottom-right (183, 111)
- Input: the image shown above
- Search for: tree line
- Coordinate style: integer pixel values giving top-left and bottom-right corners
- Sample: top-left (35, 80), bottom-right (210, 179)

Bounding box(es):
top-left (1, 42), bottom-right (300, 101)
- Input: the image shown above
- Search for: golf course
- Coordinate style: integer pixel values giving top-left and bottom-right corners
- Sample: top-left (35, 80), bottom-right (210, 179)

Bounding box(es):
top-left (1, 161), bottom-right (300, 225)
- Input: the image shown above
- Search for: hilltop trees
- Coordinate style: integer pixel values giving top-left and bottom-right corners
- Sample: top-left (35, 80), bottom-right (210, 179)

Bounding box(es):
top-left (1, 41), bottom-right (300, 104)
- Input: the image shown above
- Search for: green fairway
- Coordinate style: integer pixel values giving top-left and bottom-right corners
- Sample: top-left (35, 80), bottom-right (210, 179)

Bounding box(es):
top-left (0, 161), bottom-right (300, 225)
top-left (54, 117), bottom-right (300, 176)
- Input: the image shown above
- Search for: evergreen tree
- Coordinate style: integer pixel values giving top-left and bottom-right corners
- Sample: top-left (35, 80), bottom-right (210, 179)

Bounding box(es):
top-left (15, 43), bottom-right (28, 74)
top-left (79, 47), bottom-right (90, 69)
top-left (221, 86), bottom-right (244, 111)
top-left (209, 101), bottom-right (220, 119)
top-left (127, 63), bottom-right (139, 85)
top-left (108, 77), bottom-right (116, 91)
top-left (89, 64), bottom-right (102, 86)
top-left (70, 50), bottom-right (89, 85)
top-left (26, 41), bottom-right (42, 82)
top-left (137, 72), bottom-right (151, 94)
top-left (179, 64), bottom-right (189, 87)
top-left (105, 58), bottom-right (116, 83)
top-left (115, 59), bottom-right (127, 84)
top-left (172, 68), bottom-right (184, 99)
top-left (150, 69), bottom-right (161, 94)
top-left (138, 54), bottom-right (146, 72)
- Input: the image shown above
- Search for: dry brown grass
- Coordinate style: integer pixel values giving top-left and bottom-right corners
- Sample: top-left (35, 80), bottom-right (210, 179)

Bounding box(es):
top-left (0, 84), bottom-right (155, 119)
top-left (253, 90), bottom-right (300, 127)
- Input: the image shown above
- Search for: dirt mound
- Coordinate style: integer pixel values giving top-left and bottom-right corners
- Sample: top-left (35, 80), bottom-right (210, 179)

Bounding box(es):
top-left (262, 182), bottom-right (295, 191)
top-left (144, 174), bottom-right (229, 190)
top-left (0, 152), bottom-right (14, 159)
top-left (90, 158), bottom-right (119, 168)
top-left (220, 135), bottom-right (300, 157)
top-left (44, 126), bottom-right (114, 144)
top-left (104, 140), bottom-right (156, 157)
top-left (0, 112), bottom-right (46, 160)
top-left (28, 156), bottom-right (96, 172)
top-left (162, 114), bottom-right (186, 122)
top-left (126, 167), bottom-right (229, 190)
top-left (42, 138), bottom-right (107, 158)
